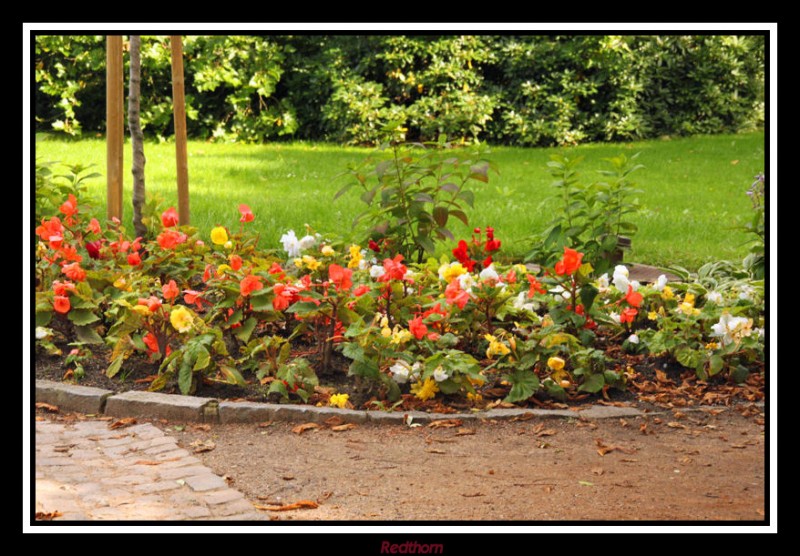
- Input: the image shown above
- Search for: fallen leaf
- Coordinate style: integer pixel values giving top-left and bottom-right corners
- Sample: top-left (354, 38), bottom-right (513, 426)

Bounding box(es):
top-left (191, 424), bottom-right (211, 432)
top-left (108, 417), bottom-right (137, 429)
top-left (655, 370), bottom-right (675, 385)
top-left (667, 422), bottom-right (687, 429)
top-left (426, 448), bottom-right (446, 454)
top-left (324, 415), bottom-right (345, 427)
top-left (455, 428), bottom-right (475, 436)
top-left (331, 423), bottom-right (356, 432)
top-left (135, 458), bottom-right (181, 466)
top-left (620, 458), bottom-right (638, 463)
top-left (259, 376), bottom-right (276, 385)
top-left (62, 369), bottom-right (74, 380)
top-left (578, 481), bottom-right (594, 487)
top-left (460, 492), bottom-right (486, 497)
top-left (536, 429), bottom-right (557, 438)
top-left (190, 439), bottom-right (216, 453)
top-left (639, 423), bottom-right (648, 435)
top-left (257, 421), bottom-right (274, 428)
top-left (292, 423), bottom-right (320, 435)
top-left (253, 500), bottom-right (319, 512)
top-left (731, 159), bottom-right (740, 165)
top-left (619, 419), bottom-right (629, 428)
top-left (510, 413), bottom-right (536, 422)
top-left (653, 417), bottom-right (663, 425)
top-left (591, 467), bottom-right (604, 476)
top-left (53, 444), bottom-right (75, 453)
top-left (35, 402), bottom-right (59, 413)
top-left (731, 444), bottom-right (747, 449)
top-left (317, 491), bottom-right (333, 503)
top-left (679, 457), bottom-right (693, 464)
top-left (543, 486), bottom-right (553, 493)
top-left (282, 475), bottom-right (295, 481)
top-left (35, 511), bottom-right (62, 520)
top-left (133, 375), bottom-right (158, 384)
top-left (428, 419), bottom-right (463, 429)
top-left (35, 416), bottom-right (44, 421)
top-left (488, 469), bottom-right (495, 475)
top-left (595, 438), bottom-right (635, 456)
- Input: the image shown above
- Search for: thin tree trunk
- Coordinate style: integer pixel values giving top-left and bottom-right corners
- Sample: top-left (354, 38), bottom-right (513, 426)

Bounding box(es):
top-left (128, 35), bottom-right (147, 239)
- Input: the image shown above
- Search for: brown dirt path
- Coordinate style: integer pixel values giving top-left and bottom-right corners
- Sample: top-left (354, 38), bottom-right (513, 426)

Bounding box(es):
top-left (164, 406), bottom-right (766, 521)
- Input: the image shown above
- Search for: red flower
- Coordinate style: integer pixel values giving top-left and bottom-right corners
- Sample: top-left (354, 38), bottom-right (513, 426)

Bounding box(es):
top-left (379, 254), bottom-right (407, 282)
top-left (409, 316), bottom-right (427, 340)
top-left (183, 290), bottom-right (206, 310)
top-left (445, 280), bottom-right (470, 310)
top-left (36, 217), bottom-right (63, 242)
top-left (238, 204), bottom-right (255, 223)
top-left (620, 307), bottom-right (638, 324)
top-left (486, 226), bottom-right (495, 239)
top-left (452, 240), bottom-right (470, 263)
top-left (59, 245), bottom-right (83, 263)
top-left (505, 269), bottom-right (517, 284)
top-left (268, 262), bottom-right (286, 279)
top-left (86, 240), bottom-right (103, 260)
top-left (527, 275), bottom-right (546, 298)
top-left (162, 280), bottom-right (180, 301)
top-left (485, 238), bottom-right (501, 252)
top-left (138, 296), bottom-right (162, 313)
top-left (48, 234), bottom-right (63, 250)
top-left (368, 240), bottom-right (381, 253)
top-left (353, 284), bottom-right (370, 297)
top-left (131, 237), bottom-right (142, 251)
top-left (554, 247), bottom-right (584, 276)
top-left (328, 264), bottom-right (353, 292)
top-left (482, 255), bottom-right (493, 269)
top-left (157, 230), bottom-right (187, 250)
top-left (161, 207), bottom-right (179, 228)
top-left (272, 283), bottom-right (299, 311)
top-left (52, 281), bottom-right (76, 296)
top-left (240, 275), bottom-right (264, 297)
top-left (86, 218), bottom-right (102, 235)
top-left (203, 264), bottom-right (214, 282)
top-left (127, 252), bottom-right (141, 266)
top-left (229, 254), bottom-right (243, 271)
top-left (61, 262), bottom-right (86, 282)
top-left (422, 302), bottom-right (447, 320)
top-left (59, 194), bottom-right (79, 225)
top-left (53, 295), bottom-right (70, 314)
top-left (143, 332), bottom-right (160, 353)
top-left (624, 285), bottom-right (643, 308)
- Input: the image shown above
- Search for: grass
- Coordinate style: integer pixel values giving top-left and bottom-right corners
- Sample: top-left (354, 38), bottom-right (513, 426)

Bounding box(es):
top-left (34, 131), bottom-right (765, 270)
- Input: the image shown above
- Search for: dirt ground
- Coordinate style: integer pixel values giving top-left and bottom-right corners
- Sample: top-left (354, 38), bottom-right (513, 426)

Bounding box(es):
top-left (163, 405), bottom-right (766, 522)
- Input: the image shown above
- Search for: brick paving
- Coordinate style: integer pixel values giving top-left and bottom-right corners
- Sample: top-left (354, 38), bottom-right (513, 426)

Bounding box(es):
top-left (34, 419), bottom-right (266, 521)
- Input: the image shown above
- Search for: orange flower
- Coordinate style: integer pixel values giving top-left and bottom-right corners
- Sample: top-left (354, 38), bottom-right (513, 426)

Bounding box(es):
top-left (229, 254), bottom-right (243, 271)
top-left (59, 245), bottom-right (83, 263)
top-left (272, 283), bottom-right (299, 311)
top-left (59, 194), bottom-right (79, 225)
top-left (52, 281), bottom-right (76, 296)
top-left (143, 332), bottom-right (160, 353)
top-left (53, 295), bottom-right (70, 314)
top-left (156, 229), bottom-right (187, 250)
top-left (527, 275), bottom-right (546, 298)
top-left (328, 264), bottom-right (353, 292)
top-left (240, 275), bottom-right (263, 297)
top-left (624, 285), bottom-right (643, 308)
top-left (162, 280), bottom-right (180, 301)
top-left (554, 247), bottom-right (584, 276)
top-left (620, 307), bottom-right (638, 324)
top-left (183, 290), bottom-right (207, 310)
top-left (161, 207), bottom-right (179, 228)
top-left (409, 316), bottom-right (427, 340)
top-left (127, 252), bottom-right (141, 266)
top-left (445, 280), bottom-right (470, 310)
top-left (353, 284), bottom-right (370, 297)
top-left (36, 216), bottom-right (63, 241)
top-left (48, 234), bottom-right (63, 249)
top-left (61, 262), bottom-right (86, 282)
top-left (86, 218), bottom-right (102, 235)
top-left (379, 254), bottom-right (407, 282)
top-left (138, 296), bottom-right (162, 313)
top-left (238, 204), bottom-right (255, 223)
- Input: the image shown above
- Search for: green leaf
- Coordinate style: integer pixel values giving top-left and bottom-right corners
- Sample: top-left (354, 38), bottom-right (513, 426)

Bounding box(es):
top-left (334, 182), bottom-right (356, 201)
top-left (249, 293), bottom-right (273, 312)
top-left (543, 380), bottom-right (567, 401)
top-left (178, 361), bottom-right (193, 395)
top-left (449, 209), bottom-right (469, 227)
top-left (192, 346), bottom-right (211, 371)
top-left (437, 378), bottom-right (461, 395)
top-left (675, 346), bottom-right (703, 370)
top-left (432, 206), bottom-right (448, 227)
top-left (708, 354), bottom-right (724, 376)
top-left (219, 365), bottom-right (246, 386)
top-left (148, 373), bottom-right (169, 392)
top-left (106, 356), bottom-right (124, 378)
top-left (504, 369), bottom-right (540, 403)
top-left (235, 317), bottom-right (257, 343)
top-left (68, 309), bottom-right (100, 326)
top-left (457, 190), bottom-right (475, 208)
top-left (74, 325), bottom-right (103, 344)
top-left (579, 284), bottom-right (599, 312)
top-left (469, 162), bottom-right (489, 182)
top-left (415, 235), bottom-right (436, 255)
top-left (35, 311), bottom-right (53, 327)
top-left (578, 373), bottom-right (605, 393)
top-left (285, 301), bottom-right (321, 316)
top-left (341, 342), bottom-right (365, 362)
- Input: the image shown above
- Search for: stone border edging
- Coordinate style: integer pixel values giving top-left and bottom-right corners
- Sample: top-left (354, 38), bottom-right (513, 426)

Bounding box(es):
top-left (36, 379), bottom-right (755, 425)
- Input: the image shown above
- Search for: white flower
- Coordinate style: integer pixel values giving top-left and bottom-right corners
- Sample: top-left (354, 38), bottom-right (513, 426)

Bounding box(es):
top-left (433, 366), bottom-right (449, 382)
top-left (550, 285), bottom-right (571, 300)
top-left (513, 292), bottom-right (538, 313)
top-left (706, 291), bottom-right (723, 304)
top-left (298, 234), bottom-right (317, 251)
top-left (610, 312), bottom-right (621, 324)
top-left (280, 230), bottom-right (301, 258)
top-left (35, 327), bottom-right (51, 340)
top-left (479, 264), bottom-right (500, 283)
top-left (710, 313), bottom-right (754, 346)
top-left (738, 285), bottom-right (756, 301)
top-left (411, 362), bottom-right (422, 379)
top-left (612, 264), bottom-right (630, 291)
top-left (358, 258), bottom-right (369, 271)
top-left (627, 333), bottom-right (640, 345)
top-left (404, 269), bottom-right (415, 282)
top-left (457, 273), bottom-right (477, 292)
top-left (630, 280), bottom-right (641, 291)
top-left (596, 273), bottom-right (610, 293)
top-left (369, 265), bottom-right (386, 279)
top-left (653, 274), bottom-right (668, 291)
top-left (390, 360), bottom-right (412, 384)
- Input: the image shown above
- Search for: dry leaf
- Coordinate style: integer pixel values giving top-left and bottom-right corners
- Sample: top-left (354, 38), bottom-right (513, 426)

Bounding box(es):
top-left (35, 402), bottom-right (59, 413)
top-left (35, 416), bottom-right (45, 421)
top-left (53, 444), bottom-right (74, 453)
top-left (331, 423), bottom-right (356, 432)
top-left (254, 500), bottom-right (319, 512)
top-left (639, 423), bottom-right (648, 435)
top-left (667, 422), bottom-right (687, 429)
top-left (282, 475), bottom-right (295, 481)
top-left (190, 439), bottom-right (216, 453)
top-left (192, 424), bottom-right (211, 432)
top-left (257, 421), bottom-right (274, 428)
top-left (317, 491), bottom-right (334, 503)
top-left (428, 419), bottom-right (463, 429)
top-left (62, 369), bottom-right (74, 380)
top-left (426, 448), bottom-right (446, 454)
top-left (35, 511), bottom-right (62, 520)
top-left (619, 419), bottom-right (629, 428)
top-left (672, 411), bottom-right (686, 420)
top-left (460, 492), bottom-right (486, 497)
top-left (655, 370), bottom-right (674, 385)
top-left (455, 428), bottom-right (475, 436)
top-left (620, 458), bottom-right (638, 463)
top-left (134, 458), bottom-right (180, 466)
top-left (133, 375), bottom-right (158, 384)
top-left (259, 376), bottom-right (276, 385)
top-left (108, 417), bottom-right (137, 429)
top-left (653, 417), bottom-right (663, 425)
top-left (595, 438), bottom-right (635, 457)
top-left (324, 415), bottom-right (345, 427)
top-left (731, 444), bottom-right (747, 449)
top-left (292, 423), bottom-right (320, 435)
top-left (536, 429), bottom-right (557, 438)
top-left (511, 413), bottom-right (536, 422)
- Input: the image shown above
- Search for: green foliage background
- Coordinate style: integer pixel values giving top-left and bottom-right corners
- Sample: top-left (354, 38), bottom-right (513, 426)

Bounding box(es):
top-left (35, 35), bottom-right (764, 146)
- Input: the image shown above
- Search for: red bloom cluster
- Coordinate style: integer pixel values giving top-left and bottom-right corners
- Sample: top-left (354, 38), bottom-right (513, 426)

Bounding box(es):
top-left (554, 247), bottom-right (584, 276)
top-left (378, 254), bottom-right (407, 282)
top-left (328, 264), bottom-right (353, 292)
top-left (452, 226), bottom-right (502, 272)
top-left (238, 204), bottom-right (255, 223)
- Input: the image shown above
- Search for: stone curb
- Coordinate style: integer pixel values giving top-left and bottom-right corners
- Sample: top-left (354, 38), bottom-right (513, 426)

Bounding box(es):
top-left (35, 379), bottom-right (760, 426)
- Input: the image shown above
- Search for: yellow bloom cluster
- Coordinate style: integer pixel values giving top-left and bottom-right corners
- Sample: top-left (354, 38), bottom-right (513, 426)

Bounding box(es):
top-left (210, 226), bottom-right (228, 246)
top-left (411, 378), bottom-right (439, 401)
top-left (438, 262), bottom-right (467, 283)
top-left (216, 264), bottom-right (232, 276)
top-left (677, 292), bottom-right (700, 316)
top-left (347, 245), bottom-right (363, 269)
top-left (484, 334), bottom-right (510, 359)
top-left (170, 306), bottom-right (193, 333)
top-left (661, 286), bottom-right (675, 300)
top-left (321, 245), bottom-right (336, 257)
top-left (329, 393), bottom-right (349, 409)
top-left (295, 255), bottom-right (321, 271)
top-left (390, 328), bottom-right (413, 345)
top-left (547, 356), bottom-right (566, 372)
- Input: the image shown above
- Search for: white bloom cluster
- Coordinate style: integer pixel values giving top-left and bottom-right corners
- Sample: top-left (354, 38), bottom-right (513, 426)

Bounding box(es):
top-left (280, 230), bottom-right (317, 258)
top-left (710, 313), bottom-right (754, 346)
top-left (390, 360), bottom-right (422, 384)
top-left (612, 265), bottom-right (640, 292)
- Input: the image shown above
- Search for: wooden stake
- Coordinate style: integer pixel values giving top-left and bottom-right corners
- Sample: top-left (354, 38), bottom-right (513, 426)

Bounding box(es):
top-left (170, 35), bottom-right (190, 225)
top-left (106, 36), bottom-right (124, 221)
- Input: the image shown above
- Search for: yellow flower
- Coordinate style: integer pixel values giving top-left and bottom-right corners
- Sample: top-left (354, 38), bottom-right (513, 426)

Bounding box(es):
top-left (132, 305), bottom-right (150, 316)
top-left (381, 326), bottom-right (392, 338)
top-left (380, 316), bottom-right (389, 328)
top-left (683, 292), bottom-right (696, 307)
top-left (661, 286), bottom-right (674, 300)
top-left (216, 264), bottom-right (232, 277)
top-left (170, 306), bottom-right (193, 333)
top-left (210, 226), bottom-right (228, 245)
top-left (347, 244), bottom-right (363, 269)
top-left (113, 277), bottom-right (132, 291)
top-left (438, 262), bottom-right (467, 282)
top-left (223, 240), bottom-right (233, 250)
top-left (329, 393), bottom-right (349, 409)
top-left (705, 342), bottom-right (720, 350)
top-left (512, 264), bottom-right (528, 275)
top-left (411, 378), bottom-right (439, 401)
top-left (468, 375), bottom-right (486, 387)
top-left (467, 392), bottom-right (483, 403)
top-left (302, 255), bottom-right (321, 271)
top-left (547, 356), bottom-right (566, 372)
top-left (484, 334), bottom-right (510, 359)
top-left (559, 379), bottom-right (571, 388)
top-left (294, 258), bottom-right (303, 268)
top-left (321, 245), bottom-right (335, 257)
top-left (647, 311), bottom-right (659, 321)
top-left (678, 302), bottom-right (700, 316)
top-left (391, 327), bottom-right (413, 345)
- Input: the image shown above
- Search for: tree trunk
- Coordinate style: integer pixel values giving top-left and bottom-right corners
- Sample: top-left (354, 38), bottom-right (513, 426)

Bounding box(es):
top-left (128, 35), bottom-right (147, 239)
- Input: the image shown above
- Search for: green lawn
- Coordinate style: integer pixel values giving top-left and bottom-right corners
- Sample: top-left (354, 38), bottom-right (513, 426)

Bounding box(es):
top-left (34, 132), bottom-right (765, 270)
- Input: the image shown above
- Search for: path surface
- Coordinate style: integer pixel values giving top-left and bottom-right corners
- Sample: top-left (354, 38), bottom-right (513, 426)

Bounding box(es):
top-left (35, 418), bottom-right (265, 520)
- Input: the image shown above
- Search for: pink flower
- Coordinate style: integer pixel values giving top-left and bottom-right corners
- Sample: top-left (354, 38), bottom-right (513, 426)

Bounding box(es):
top-left (238, 204), bottom-right (255, 223)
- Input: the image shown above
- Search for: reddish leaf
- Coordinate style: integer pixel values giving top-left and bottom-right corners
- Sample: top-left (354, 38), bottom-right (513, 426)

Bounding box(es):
top-left (428, 419), bottom-right (463, 429)
top-left (35, 511), bottom-right (63, 520)
top-left (254, 500), bottom-right (319, 512)
top-left (331, 423), bottom-right (356, 432)
top-left (292, 423), bottom-right (320, 435)
top-left (108, 417), bottom-right (137, 429)
top-left (35, 402), bottom-right (59, 413)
